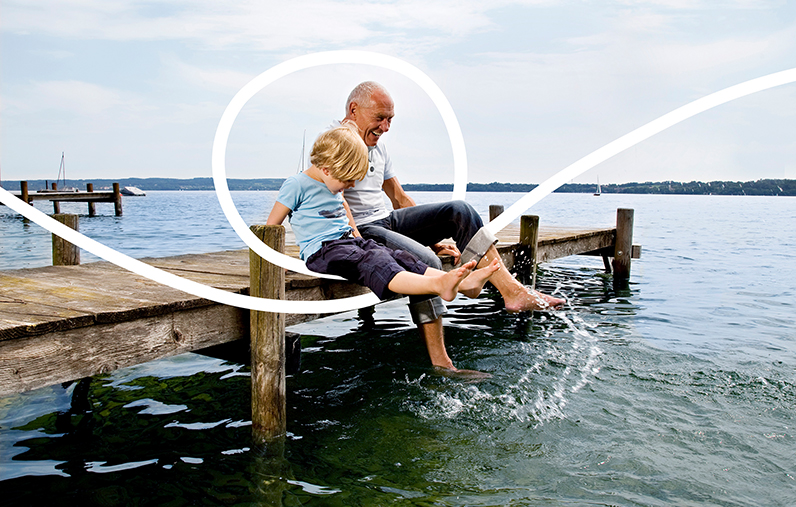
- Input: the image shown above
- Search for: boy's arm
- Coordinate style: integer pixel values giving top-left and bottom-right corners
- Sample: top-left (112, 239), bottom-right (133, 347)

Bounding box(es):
top-left (266, 202), bottom-right (291, 226)
top-left (342, 198), bottom-right (361, 238)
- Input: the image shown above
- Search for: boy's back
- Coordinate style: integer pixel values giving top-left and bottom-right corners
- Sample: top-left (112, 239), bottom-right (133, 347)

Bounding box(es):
top-left (275, 172), bottom-right (352, 260)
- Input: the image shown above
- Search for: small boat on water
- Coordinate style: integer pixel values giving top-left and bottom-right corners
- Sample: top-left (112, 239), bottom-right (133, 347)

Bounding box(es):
top-left (121, 186), bottom-right (146, 196)
top-left (41, 152), bottom-right (80, 192)
top-left (594, 177), bottom-right (602, 196)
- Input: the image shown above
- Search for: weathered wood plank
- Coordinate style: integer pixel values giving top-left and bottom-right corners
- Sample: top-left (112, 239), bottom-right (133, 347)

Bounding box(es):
top-left (0, 303), bottom-right (247, 396)
top-left (14, 191), bottom-right (117, 202)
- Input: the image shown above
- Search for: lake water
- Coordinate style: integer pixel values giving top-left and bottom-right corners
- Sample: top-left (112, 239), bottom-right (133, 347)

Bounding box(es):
top-left (1, 191), bottom-right (794, 506)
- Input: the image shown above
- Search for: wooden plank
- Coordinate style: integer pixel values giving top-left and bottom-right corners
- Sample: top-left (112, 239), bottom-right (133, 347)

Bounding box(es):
top-left (538, 230), bottom-right (616, 262)
top-left (0, 303), bottom-right (247, 396)
top-left (18, 192), bottom-right (117, 202)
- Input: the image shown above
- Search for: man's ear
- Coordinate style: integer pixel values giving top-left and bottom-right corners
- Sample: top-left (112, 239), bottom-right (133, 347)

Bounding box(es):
top-left (347, 101), bottom-right (358, 119)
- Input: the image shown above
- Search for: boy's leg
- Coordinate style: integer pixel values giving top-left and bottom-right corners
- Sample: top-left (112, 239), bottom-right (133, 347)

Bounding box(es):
top-left (386, 261), bottom-right (475, 301)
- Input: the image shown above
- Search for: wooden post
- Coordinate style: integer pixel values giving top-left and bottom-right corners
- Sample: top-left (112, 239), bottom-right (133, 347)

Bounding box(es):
top-left (518, 215), bottom-right (540, 287)
top-left (489, 204), bottom-right (504, 222)
top-left (51, 182), bottom-right (60, 214)
top-left (52, 214), bottom-right (80, 265)
top-left (249, 224), bottom-right (286, 444)
top-left (112, 183), bottom-right (123, 216)
top-left (20, 181), bottom-right (30, 204)
top-left (86, 183), bottom-right (96, 217)
top-left (612, 208), bottom-right (634, 281)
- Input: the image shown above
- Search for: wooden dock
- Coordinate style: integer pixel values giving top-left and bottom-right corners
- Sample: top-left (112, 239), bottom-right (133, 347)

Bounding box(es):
top-left (4, 181), bottom-right (124, 216)
top-left (0, 210), bottom-right (638, 399)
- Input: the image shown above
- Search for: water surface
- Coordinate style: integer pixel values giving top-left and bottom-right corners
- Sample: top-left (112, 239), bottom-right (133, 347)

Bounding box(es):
top-left (1, 192), bottom-right (794, 505)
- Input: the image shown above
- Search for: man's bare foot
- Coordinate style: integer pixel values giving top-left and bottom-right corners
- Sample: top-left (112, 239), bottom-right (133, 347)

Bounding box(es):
top-left (458, 258), bottom-right (501, 298)
top-left (435, 260), bottom-right (476, 301)
top-left (432, 365), bottom-right (492, 380)
top-left (503, 281), bottom-right (565, 312)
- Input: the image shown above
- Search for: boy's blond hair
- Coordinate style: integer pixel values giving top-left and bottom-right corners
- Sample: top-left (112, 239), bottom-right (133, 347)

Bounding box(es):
top-left (310, 125), bottom-right (369, 181)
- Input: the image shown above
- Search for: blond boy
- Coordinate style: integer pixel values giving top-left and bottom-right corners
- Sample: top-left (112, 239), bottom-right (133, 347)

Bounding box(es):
top-left (266, 126), bottom-right (499, 302)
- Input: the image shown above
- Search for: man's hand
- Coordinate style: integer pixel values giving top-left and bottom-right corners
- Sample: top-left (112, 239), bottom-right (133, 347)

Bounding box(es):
top-left (432, 243), bottom-right (461, 264)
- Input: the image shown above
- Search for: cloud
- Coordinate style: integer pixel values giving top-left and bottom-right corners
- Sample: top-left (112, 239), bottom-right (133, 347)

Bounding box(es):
top-left (2, 0), bottom-right (515, 50)
top-left (11, 80), bottom-right (129, 115)
top-left (2, 1), bottom-right (794, 183)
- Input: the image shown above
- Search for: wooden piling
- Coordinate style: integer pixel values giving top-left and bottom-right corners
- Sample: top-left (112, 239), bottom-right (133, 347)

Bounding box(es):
top-left (52, 214), bottom-right (80, 266)
top-left (20, 181), bottom-right (30, 204)
top-left (518, 215), bottom-right (540, 287)
top-left (249, 224), bottom-right (286, 443)
top-left (112, 183), bottom-right (123, 216)
top-left (51, 183), bottom-right (60, 214)
top-left (86, 183), bottom-right (96, 217)
top-left (489, 204), bottom-right (504, 222)
top-left (612, 208), bottom-right (634, 280)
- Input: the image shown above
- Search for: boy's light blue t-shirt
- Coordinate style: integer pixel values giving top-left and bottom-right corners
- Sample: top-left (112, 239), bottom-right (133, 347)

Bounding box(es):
top-left (276, 172), bottom-right (351, 260)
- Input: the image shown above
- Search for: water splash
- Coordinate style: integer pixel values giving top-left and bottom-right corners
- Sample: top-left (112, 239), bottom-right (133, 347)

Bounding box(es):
top-left (403, 310), bottom-right (604, 426)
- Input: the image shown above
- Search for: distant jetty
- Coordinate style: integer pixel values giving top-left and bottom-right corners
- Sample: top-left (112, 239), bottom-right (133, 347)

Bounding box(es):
top-left (2, 178), bottom-right (794, 196)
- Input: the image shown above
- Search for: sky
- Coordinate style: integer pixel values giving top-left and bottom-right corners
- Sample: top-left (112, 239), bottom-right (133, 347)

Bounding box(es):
top-left (2, 0), bottom-right (795, 186)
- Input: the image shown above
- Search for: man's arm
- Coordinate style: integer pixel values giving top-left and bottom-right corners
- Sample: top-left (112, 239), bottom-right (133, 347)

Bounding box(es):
top-left (381, 177), bottom-right (462, 263)
top-left (382, 176), bottom-right (416, 209)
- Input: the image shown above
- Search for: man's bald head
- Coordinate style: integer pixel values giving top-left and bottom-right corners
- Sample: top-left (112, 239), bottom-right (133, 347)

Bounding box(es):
top-left (345, 81), bottom-right (391, 114)
top-left (344, 81), bottom-right (394, 147)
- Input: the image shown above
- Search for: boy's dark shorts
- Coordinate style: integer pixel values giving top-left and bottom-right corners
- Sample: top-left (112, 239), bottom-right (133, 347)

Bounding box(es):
top-left (306, 237), bottom-right (428, 300)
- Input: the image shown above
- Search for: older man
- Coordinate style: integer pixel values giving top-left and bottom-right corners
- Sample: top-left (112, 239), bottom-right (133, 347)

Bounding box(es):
top-left (339, 81), bottom-right (564, 373)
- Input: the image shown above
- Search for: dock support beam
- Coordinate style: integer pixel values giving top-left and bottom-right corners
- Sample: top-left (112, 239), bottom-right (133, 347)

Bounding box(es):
top-left (113, 183), bottom-right (123, 216)
top-left (249, 224), bottom-right (286, 445)
top-left (52, 214), bottom-right (80, 266)
top-left (489, 204), bottom-right (504, 222)
top-left (86, 183), bottom-right (96, 217)
top-left (20, 181), bottom-right (30, 204)
top-left (612, 208), bottom-right (634, 282)
top-left (518, 215), bottom-right (540, 288)
top-left (51, 183), bottom-right (60, 214)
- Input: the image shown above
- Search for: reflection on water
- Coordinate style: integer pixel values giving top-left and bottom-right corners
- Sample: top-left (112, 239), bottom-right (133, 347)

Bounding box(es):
top-left (2, 263), bottom-right (792, 505)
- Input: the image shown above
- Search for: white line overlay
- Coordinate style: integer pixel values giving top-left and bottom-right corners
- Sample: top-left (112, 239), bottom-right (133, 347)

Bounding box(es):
top-left (2, 60), bottom-right (794, 314)
top-left (487, 67), bottom-right (796, 234)
top-left (212, 50), bottom-right (469, 280)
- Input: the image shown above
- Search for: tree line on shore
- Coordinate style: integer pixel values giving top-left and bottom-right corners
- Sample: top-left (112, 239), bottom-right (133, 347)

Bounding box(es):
top-left (4, 178), bottom-right (795, 196)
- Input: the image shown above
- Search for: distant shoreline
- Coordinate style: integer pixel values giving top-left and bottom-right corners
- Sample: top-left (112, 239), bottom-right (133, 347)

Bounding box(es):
top-left (2, 178), bottom-right (795, 196)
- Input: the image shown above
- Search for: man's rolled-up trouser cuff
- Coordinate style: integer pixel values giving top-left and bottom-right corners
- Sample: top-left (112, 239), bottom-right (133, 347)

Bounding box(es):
top-left (460, 227), bottom-right (498, 266)
top-left (409, 297), bottom-right (447, 325)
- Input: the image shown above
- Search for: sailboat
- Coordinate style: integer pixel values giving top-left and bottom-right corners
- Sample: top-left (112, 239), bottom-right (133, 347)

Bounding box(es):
top-left (56, 152), bottom-right (79, 192)
top-left (594, 177), bottom-right (601, 196)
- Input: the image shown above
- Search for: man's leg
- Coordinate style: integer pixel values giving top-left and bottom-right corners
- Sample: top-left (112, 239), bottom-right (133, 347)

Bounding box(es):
top-left (358, 221), bottom-right (454, 368)
top-left (388, 201), bottom-right (481, 250)
top-left (477, 244), bottom-right (565, 311)
top-left (419, 318), bottom-right (453, 369)
top-left (388, 201), bottom-right (564, 310)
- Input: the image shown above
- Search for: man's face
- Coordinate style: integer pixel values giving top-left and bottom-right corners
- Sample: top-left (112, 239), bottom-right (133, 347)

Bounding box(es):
top-left (351, 90), bottom-right (394, 147)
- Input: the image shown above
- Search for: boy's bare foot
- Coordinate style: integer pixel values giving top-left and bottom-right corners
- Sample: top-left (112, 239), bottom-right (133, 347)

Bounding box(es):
top-left (503, 282), bottom-right (565, 312)
top-left (459, 258), bottom-right (501, 298)
top-left (435, 260), bottom-right (476, 301)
